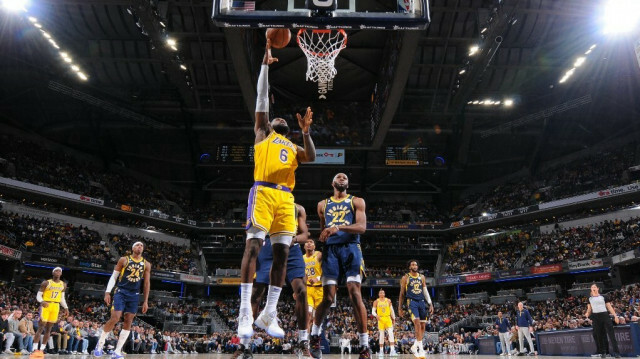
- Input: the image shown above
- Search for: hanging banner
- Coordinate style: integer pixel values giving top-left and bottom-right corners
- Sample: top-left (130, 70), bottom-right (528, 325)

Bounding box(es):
top-left (311, 149), bottom-right (345, 164)
top-left (0, 244), bottom-right (21, 260)
top-left (180, 274), bottom-right (205, 283)
top-left (567, 258), bottom-right (604, 270)
top-left (530, 264), bottom-right (562, 274)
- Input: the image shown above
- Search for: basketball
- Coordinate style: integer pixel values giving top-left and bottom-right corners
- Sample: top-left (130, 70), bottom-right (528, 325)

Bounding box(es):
top-left (266, 28), bottom-right (291, 49)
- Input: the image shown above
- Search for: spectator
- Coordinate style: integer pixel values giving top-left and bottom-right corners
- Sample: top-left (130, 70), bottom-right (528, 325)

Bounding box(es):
top-left (18, 312), bottom-right (35, 353)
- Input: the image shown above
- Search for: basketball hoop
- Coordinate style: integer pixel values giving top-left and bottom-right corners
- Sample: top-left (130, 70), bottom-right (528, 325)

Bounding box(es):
top-left (297, 29), bottom-right (347, 84)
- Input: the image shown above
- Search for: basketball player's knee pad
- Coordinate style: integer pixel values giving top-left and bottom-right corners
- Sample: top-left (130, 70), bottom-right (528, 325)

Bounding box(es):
top-left (346, 274), bottom-right (361, 283)
top-left (387, 328), bottom-right (394, 343)
top-left (270, 234), bottom-right (292, 245)
top-left (379, 331), bottom-right (385, 345)
top-left (246, 227), bottom-right (267, 241)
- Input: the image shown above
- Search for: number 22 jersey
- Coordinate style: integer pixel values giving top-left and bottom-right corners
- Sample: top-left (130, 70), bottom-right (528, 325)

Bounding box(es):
top-left (323, 195), bottom-right (360, 245)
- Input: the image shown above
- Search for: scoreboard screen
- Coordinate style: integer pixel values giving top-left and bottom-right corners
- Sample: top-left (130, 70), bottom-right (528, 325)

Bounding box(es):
top-left (215, 144), bottom-right (254, 163)
top-left (385, 146), bottom-right (429, 166)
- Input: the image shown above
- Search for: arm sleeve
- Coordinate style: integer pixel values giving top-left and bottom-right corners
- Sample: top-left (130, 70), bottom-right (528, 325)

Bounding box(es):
top-left (371, 306), bottom-right (377, 317)
top-left (36, 291), bottom-right (43, 303)
top-left (390, 305), bottom-right (396, 320)
top-left (60, 292), bottom-right (68, 309)
top-left (423, 286), bottom-right (432, 305)
top-left (256, 65), bottom-right (269, 112)
top-left (105, 270), bottom-right (119, 293)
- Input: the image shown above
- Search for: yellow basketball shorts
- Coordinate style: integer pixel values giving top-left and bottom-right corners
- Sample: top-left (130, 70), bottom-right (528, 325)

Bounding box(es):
top-left (40, 302), bottom-right (60, 323)
top-left (378, 316), bottom-right (393, 330)
top-left (307, 286), bottom-right (324, 310)
top-left (246, 183), bottom-right (296, 236)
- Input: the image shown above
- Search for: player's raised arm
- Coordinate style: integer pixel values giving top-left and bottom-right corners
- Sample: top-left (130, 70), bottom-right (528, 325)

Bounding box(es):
top-left (255, 40), bottom-right (278, 143)
top-left (296, 107), bottom-right (316, 163)
top-left (294, 204), bottom-right (310, 245)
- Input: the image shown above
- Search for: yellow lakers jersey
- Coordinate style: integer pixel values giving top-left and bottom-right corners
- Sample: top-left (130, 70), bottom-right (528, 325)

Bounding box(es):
top-left (376, 298), bottom-right (392, 318)
top-left (42, 279), bottom-right (64, 303)
top-left (254, 131), bottom-right (298, 189)
top-left (304, 251), bottom-right (322, 287)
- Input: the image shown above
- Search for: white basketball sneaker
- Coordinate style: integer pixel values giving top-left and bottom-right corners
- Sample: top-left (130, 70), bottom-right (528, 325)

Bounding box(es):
top-left (254, 310), bottom-right (285, 338)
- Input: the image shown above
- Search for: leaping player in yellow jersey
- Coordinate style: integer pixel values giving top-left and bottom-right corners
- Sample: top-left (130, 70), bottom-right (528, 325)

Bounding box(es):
top-left (372, 289), bottom-right (398, 357)
top-left (236, 37), bottom-right (316, 354)
top-left (303, 239), bottom-right (323, 330)
top-left (29, 267), bottom-right (68, 359)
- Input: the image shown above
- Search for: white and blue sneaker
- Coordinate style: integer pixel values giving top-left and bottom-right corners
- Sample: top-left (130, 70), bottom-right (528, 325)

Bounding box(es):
top-left (111, 352), bottom-right (124, 359)
top-left (93, 348), bottom-right (103, 358)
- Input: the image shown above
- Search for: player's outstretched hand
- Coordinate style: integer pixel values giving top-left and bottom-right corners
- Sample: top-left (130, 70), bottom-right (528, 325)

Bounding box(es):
top-left (104, 292), bottom-right (111, 306)
top-left (142, 301), bottom-right (149, 314)
top-left (62, 308), bottom-right (69, 318)
top-left (296, 106), bottom-right (313, 133)
top-left (263, 40), bottom-right (278, 65)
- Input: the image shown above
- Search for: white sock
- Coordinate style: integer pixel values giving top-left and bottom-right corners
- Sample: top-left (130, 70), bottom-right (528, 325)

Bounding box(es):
top-left (264, 285), bottom-right (282, 313)
top-left (299, 330), bottom-right (309, 341)
top-left (240, 283), bottom-right (253, 316)
top-left (115, 329), bottom-right (130, 354)
top-left (311, 323), bottom-right (322, 336)
top-left (97, 329), bottom-right (110, 348)
top-left (359, 333), bottom-right (369, 347)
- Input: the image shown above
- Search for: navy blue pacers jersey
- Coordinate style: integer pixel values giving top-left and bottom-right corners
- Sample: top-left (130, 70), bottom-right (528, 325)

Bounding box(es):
top-left (323, 195), bottom-right (360, 245)
top-left (405, 273), bottom-right (425, 301)
top-left (117, 256), bottom-right (146, 293)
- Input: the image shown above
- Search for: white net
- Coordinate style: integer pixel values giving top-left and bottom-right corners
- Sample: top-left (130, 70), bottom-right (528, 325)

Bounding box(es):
top-left (297, 29), bottom-right (347, 83)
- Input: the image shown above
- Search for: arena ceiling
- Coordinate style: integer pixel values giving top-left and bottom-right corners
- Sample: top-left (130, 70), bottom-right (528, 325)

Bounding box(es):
top-left (0, 0), bottom-right (639, 196)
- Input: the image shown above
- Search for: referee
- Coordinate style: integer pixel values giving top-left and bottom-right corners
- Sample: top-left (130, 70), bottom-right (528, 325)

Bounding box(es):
top-left (585, 283), bottom-right (620, 358)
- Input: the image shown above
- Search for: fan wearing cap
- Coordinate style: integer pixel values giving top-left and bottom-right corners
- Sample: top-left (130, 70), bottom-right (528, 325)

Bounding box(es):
top-left (29, 267), bottom-right (68, 359)
top-left (93, 241), bottom-right (151, 359)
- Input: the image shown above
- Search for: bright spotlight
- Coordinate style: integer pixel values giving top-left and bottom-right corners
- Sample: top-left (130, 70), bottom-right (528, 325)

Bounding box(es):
top-left (33, 23), bottom-right (42, 28)
top-left (63, 57), bottom-right (72, 63)
top-left (170, 45), bottom-right (177, 51)
top-left (166, 38), bottom-right (177, 46)
top-left (459, 69), bottom-right (466, 75)
top-left (59, 52), bottom-right (69, 58)
top-left (27, 16), bottom-right (36, 22)
top-left (42, 31), bottom-right (51, 39)
top-left (77, 72), bottom-right (88, 81)
top-left (179, 64), bottom-right (187, 70)
top-left (504, 99), bottom-right (514, 107)
top-left (574, 57), bottom-right (586, 67)
top-left (602, 0), bottom-right (640, 34)
top-left (469, 45), bottom-right (479, 56)
top-left (494, 101), bottom-right (501, 105)
top-left (71, 65), bottom-right (79, 71)
top-left (2, 0), bottom-right (29, 12)
top-left (484, 99), bottom-right (493, 105)
top-left (472, 100), bottom-right (479, 105)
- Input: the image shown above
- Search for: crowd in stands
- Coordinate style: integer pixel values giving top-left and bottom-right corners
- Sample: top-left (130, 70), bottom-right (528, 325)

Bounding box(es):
top-left (110, 234), bottom-right (200, 275)
top-left (455, 142), bottom-right (638, 219)
top-left (0, 213), bottom-right (110, 263)
top-left (523, 218), bottom-right (640, 267)
top-left (443, 231), bottom-right (530, 275)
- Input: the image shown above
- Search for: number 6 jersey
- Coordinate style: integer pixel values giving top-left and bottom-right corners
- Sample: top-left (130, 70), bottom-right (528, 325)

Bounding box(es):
top-left (253, 131), bottom-right (298, 190)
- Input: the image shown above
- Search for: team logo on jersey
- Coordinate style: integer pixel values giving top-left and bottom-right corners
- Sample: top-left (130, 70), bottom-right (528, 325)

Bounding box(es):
top-left (327, 204), bottom-right (352, 226)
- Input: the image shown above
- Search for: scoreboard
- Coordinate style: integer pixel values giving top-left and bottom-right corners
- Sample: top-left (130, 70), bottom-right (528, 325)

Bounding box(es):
top-left (385, 146), bottom-right (429, 166)
top-left (215, 144), bottom-right (254, 163)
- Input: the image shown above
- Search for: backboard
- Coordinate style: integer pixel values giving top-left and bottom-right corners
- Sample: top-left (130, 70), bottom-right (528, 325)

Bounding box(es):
top-left (211, 0), bottom-right (429, 30)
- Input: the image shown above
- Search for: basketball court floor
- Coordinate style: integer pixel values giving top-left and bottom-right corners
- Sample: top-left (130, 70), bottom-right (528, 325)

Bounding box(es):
top-left (39, 355), bottom-right (608, 359)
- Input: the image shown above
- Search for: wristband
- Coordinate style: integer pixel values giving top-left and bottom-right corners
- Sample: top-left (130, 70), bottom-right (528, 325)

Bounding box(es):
top-left (303, 132), bottom-right (310, 136)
